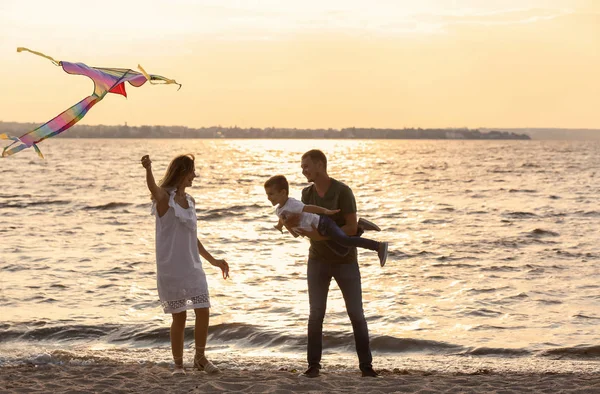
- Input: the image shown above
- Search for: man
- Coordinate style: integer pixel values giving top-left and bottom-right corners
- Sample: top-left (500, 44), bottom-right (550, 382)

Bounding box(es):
top-left (287, 149), bottom-right (380, 378)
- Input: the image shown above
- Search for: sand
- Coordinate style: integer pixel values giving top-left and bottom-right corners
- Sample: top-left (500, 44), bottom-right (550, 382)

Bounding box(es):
top-left (2, 363), bottom-right (599, 393)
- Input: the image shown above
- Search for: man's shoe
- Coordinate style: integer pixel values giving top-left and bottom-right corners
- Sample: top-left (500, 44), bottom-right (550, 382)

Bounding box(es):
top-left (361, 367), bottom-right (379, 377)
top-left (358, 218), bottom-right (381, 232)
top-left (302, 365), bottom-right (320, 378)
top-left (378, 242), bottom-right (389, 267)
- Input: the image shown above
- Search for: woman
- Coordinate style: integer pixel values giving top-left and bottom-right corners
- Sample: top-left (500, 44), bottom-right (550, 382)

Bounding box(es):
top-left (141, 154), bottom-right (229, 375)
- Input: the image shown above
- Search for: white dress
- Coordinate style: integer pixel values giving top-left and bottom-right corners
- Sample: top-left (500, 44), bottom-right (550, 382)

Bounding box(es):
top-left (152, 190), bottom-right (210, 313)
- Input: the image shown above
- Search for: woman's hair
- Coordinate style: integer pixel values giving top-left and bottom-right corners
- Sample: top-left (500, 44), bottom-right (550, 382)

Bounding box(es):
top-left (159, 154), bottom-right (196, 190)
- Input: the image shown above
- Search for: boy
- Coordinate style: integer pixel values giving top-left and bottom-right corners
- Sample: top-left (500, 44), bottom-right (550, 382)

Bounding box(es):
top-left (264, 175), bottom-right (388, 267)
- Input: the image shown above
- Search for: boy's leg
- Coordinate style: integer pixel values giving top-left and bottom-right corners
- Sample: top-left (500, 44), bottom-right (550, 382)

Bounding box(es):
top-left (323, 217), bottom-right (379, 251)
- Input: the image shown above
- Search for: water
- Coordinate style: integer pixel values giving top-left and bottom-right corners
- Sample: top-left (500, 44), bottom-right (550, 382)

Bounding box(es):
top-left (1, 139), bottom-right (599, 371)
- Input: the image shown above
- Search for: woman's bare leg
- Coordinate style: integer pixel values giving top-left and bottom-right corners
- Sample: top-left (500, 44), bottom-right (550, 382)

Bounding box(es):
top-left (171, 311), bottom-right (187, 368)
top-left (193, 308), bottom-right (209, 359)
top-left (193, 308), bottom-right (219, 372)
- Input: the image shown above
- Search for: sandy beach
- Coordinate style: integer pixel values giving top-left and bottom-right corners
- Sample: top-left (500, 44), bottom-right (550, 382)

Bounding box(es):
top-left (1, 363), bottom-right (599, 394)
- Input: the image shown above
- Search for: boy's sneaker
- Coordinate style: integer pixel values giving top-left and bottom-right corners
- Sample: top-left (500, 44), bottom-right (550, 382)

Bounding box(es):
top-left (378, 242), bottom-right (388, 267)
top-left (358, 218), bottom-right (381, 232)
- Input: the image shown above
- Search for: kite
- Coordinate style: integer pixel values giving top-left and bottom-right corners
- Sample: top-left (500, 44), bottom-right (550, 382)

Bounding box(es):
top-left (1, 47), bottom-right (181, 158)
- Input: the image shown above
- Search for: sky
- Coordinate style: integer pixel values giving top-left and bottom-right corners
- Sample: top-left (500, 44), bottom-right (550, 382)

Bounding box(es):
top-left (0, 0), bottom-right (598, 129)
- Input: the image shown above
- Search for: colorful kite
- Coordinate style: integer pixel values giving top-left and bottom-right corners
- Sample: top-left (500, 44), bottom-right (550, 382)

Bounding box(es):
top-left (1, 47), bottom-right (181, 158)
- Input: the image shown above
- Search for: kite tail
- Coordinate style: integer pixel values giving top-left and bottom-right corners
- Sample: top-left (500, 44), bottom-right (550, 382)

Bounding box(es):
top-left (138, 64), bottom-right (182, 90)
top-left (1, 134), bottom-right (25, 157)
top-left (17, 47), bottom-right (61, 66)
top-left (1, 95), bottom-right (101, 158)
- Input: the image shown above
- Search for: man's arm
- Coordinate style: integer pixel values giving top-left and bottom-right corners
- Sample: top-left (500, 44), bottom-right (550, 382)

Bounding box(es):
top-left (340, 212), bottom-right (358, 236)
top-left (338, 184), bottom-right (359, 236)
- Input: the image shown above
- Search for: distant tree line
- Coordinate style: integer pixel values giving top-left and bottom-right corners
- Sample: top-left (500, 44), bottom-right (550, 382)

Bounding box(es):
top-left (0, 122), bottom-right (531, 140)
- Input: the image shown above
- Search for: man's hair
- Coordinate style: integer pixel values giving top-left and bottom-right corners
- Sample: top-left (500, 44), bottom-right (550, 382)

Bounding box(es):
top-left (264, 175), bottom-right (289, 194)
top-left (302, 149), bottom-right (327, 171)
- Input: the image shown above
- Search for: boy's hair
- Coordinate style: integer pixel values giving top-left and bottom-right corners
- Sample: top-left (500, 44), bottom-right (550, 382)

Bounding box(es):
top-left (264, 175), bottom-right (289, 194)
top-left (301, 149), bottom-right (327, 171)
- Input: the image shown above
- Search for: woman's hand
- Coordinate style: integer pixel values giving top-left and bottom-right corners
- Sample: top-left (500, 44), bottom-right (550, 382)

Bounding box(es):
top-left (323, 208), bottom-right (340, 215)
top-left (141, 155), bottom-right (152, 169)
top-left (212, 259), bottom-right (230, 279)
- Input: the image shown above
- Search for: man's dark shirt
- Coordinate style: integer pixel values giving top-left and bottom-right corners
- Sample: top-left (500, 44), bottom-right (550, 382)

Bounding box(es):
top-left (301, 178), bottom-right (358, 264)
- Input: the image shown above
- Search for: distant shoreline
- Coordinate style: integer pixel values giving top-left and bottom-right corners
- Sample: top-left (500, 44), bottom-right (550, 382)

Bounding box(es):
top-left (0, 122), bottom-right (530, 140)
top-left (2, 121), bottom-right (600, 140)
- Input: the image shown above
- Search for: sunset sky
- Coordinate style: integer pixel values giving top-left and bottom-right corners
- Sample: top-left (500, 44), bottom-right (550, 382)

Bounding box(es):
top-left (0, 0), bottom-right (598, 129)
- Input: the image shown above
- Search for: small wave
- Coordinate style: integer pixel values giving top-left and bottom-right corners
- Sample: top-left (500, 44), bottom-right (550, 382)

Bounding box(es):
top-left (0, 194), bottom-right (33, 198)
top-left (469, 324), bottom-right (527, 331)
top-left (197, 204), bottom-right (263, 220)
top-left (0, 324), bottom-right (121, 343)
top-left (572, 314), bottom-right (600, 320)
top-left (467, 210), bottom-right (488, 215)
top-left (460, 308), bottom-right (504, 318)
top-left (536, 299), bottom-right (563, 305)
top-left (1, 264), bottom-right (29, 272)
top-left (0, 200), bottom-right (71, 209)
top-left (504, 211), bottom-right (538, 218)
top-left (439, 207), bottom-right (455, 212)
top-left (576, 210), bottom-right (600, 217)
top-left (480, 265), bottom-right (520, 272)
top-left (508, 189), bottom-right (537, 193)
top-left (466, 286), bottom-right (511, 294)
top-left (501, 293), bottom-right (528, 300)
top-left (541, 345), bottom-right (600, 360)
top-left (463, 347), bottom-right (531, 357)
top-left (82, 202), bottom-right (132, 211)
top-left (528, 229), bottom-right (560, 237)
top-left (421, 219), bottom-right (451, 224)
top-left (435, 255), bottom-right (476, 263)
top-left (0, 350), bottom-right (116, 367)
top-left (370, 336), bottom-right (463, 354)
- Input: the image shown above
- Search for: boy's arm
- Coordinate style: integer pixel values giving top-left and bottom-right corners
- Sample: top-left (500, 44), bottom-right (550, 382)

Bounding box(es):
top-left (302, 205), bottom-right (340, 215)
top-left (274, 217), bottom-right (284, 233)
top-left (281, 213), bottom-right (301, 238)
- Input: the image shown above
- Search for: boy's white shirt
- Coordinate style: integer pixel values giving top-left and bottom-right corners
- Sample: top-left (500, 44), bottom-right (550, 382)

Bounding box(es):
top-left (276, 197), bottom-right (320, 231)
